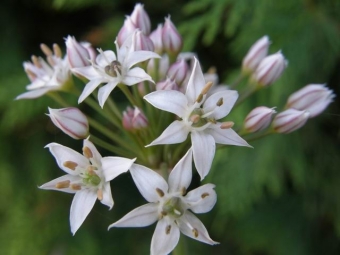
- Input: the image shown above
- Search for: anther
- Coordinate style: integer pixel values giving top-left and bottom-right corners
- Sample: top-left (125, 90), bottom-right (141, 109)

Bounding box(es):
top-left (216, 97), bottom-right (223, 106)
top-left (55, 180), bottom-right (70, 189)
top-left (63, 161), bottom-right (78, 170)
top-left (156, 188), bottom-right (164, 197)
top-left (190, 114), bottom-right (201, 124)
top-left (207, 118), bottom-right (217, 124)
top-left (165, 225), bottom-right (171, 235)
top-left (40, 43), bottom-right (53, 56)
top-left (201, 192), bottom-right (209, 199)
top-left (83, 146), bottom-right (93, 158)
top-left (192, 228), bottom-right (199, 238)
top-left (201, 81), bottom-right (213, 95)
top-left (220, 121), bottom-right (234, 129)
top-left (196, 93), bottom-right (203, 103)
top-left (53, 44), bottom-right (62, 58)
top-left (97, 189), bottom-right (103, 200)
top-left (161, 211), bottom-right (167, 216)
top-left (25, 69), bottom-right (37, 79)
top-left (70, 184), bottom-right (82, 190)
top-left (31, 55), bottom-right (41, 68)
top-left (181, 187), bottom-right (187, 196)
top-left (47, 56), bottom-right (55, 66)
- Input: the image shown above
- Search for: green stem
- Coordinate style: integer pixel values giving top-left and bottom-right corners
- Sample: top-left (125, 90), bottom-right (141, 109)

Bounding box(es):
top-left (48, 92), bottom-right (69, 107)
top-left (235, 83), bottom-right (259, 106)
top-left (229, 73), bottom-right (245, 89)
top-left (89, 135), bottom-right (134, 157)
top-left (118, 84), bottom-right (140, 107)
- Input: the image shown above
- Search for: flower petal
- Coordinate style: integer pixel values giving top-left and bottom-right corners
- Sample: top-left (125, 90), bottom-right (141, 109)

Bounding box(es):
top-left (168, 148), bottom-right (193, 194)
top-left (78, 79), bottom-right (103, 103)
top-left (102, 157), bottom-right (135, 181)
top-left (83, 139), bottom-right (102, 166)
top-left (151, 219), bottom-right (180, 255)
top-left (125, 50), bottom-right (160, 69)
top-left (72, 66), bottom-right (100, 80)
top-left (178, 211), bottom-right (219, 245)
top-left (144, 90), bottom-right (188, 118)
top-left (185, 58), bottom-right (206, 105)
top-left (203, 90), bottom-right (238, 120)
top-left (39, 174), bottom-right (80, 194)
top-left (206, 125), bottom-right (252, 147)
top-left (96, 50), bottom-right (116, 67)
top-left (45, 143), bottom-right (89, 175)
top-left (16, 87), bottom-right (56, 100)
top-left (100, 182), bottom-right (114, 209)
top-left (97, 80), bottom-right (119, 108)
top-left (122, 67), bottom-right (153, 85)
top-left (130, 164), bottom-right (168, 203)
top-left (184, 184), bottom-right (217, 213)
top-left (70, 189), bottom-right (97, 235)
top-left (146, 120), bottom-right (189, 147)
top-left (191, 131), bottom-right (215, 180)
top-left (109, 203), bottom-right (158, 228)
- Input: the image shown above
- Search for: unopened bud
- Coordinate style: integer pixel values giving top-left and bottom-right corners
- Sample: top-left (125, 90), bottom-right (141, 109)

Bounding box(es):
top-left (242, 36), bottom-right (270, 73)
top-left (167, 59), bottom-right (188, 85)
top-left (149, 24), bottom-right (164, 55)
top-left (122, 106), bottom-right (148, 131)
top-left (156, 78), bottom-right (179, 91)
top-left (286, 84), bottom-right (335, 118)
top-left (48, 107), bottom-right (89, 139)
top-left (134, 30), bottom-right (154, 51)
top-left (130, 3), bottom-right (151, 35)
top-left (117, 16), bottom-right (137, 46)
top-left (162, 16), bottom-right (182, 56)
top-left (244, 106), bottom-right (276, 132)
top-left (65, 35), bottom-right (92, 68)
top-left (273, 109), bottom-right (309, 134)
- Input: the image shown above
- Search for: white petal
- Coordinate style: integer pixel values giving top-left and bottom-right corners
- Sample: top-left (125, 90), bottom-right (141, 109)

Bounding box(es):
top-left (144, 90), bottom-right (188, 118)
top-left (206, 125), bottom-right (252, 147)
top-left (78, 79), bottom-right (103, 103)
top-left (122, 67), bottom-right (153, 85)
top-left (109, 203), bottom-right (158, 228)
top-left (97, 80), bottom-right (119, 108)
top-left (168, 148), bottom-right (193, 194)
top-left (72, 66), bottom-right (100, 80)
top-left (191, 131), bottom-right (215, 180)
top-left (151, 219), bottom-right (180, 255)
top-left (125, 51), bottom-right (160, 68)
top-left (39, 174), bottom-right (80, 194)
top-left (102, 157), bottom-right (135, 181)
top-left (147, 120), bottom-right (189, 146)
top-left (96, 50), bottom-right (116, 67)
top-left (185, 58), bottom-right (206, 105)
top-left (203, 90), bottom-right (238, 120)
top-left (100, 182), bottom-right (114, 209)
top-left (70, 189), bottom-right (97, 235)
top-left (130, 164), bottom-right (168, 203)
top-left (184, 184), bottom-right (217, 213)
top-left (45, 143), bottom-right (89, 175)
top-left (178, 211), bottom-right (219, 245)
top-left (15, 87), bottom-right (56, 100)
top-left (83, 139), bottom-right (102, 166)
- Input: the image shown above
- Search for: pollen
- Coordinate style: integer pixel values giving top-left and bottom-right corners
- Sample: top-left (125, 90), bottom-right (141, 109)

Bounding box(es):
top-left (63, 161), bottom-right (78, 170)
top-left (181, 187), bottom-right (187, 196)
top-left (97, 189), bottom-right (103, 200)
top-left (201, 192), bottom-right (209, 199)
top-left (216, 97), bottom-right (223, 106)
top-left (165, 225), bottom-right (171, 235)
top-left (70, 184), bottom-right (82, 190)
top-left (156, 188), bottom-right (165, 197)
top-left (83, 146), bottom-right (93, 158)
top-left (40, 43), bottom-right (53, 56)
top-left (53, 43), bottom-right (62, 58)
top-left (201, 81), bottom-right (213, 95)
top-left (192, 228), bottom-right (199, 238)
top-left (55, 180), bottom-right (70, 189)
top-left (220, 121), bottom-right (234, 129)
top-left (31, 55), bottom-right (41, 68)
top-left (196, 93), bottom-right (203, 103)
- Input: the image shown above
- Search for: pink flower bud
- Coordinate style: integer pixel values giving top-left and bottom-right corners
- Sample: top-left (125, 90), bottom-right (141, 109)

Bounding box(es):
top-left (81, 42), bottom-right (97, 62)
top-left (273, 109), bottom-right (309, 134)
top-left (156, 78), bottom-right (179, 91)
top-left (48, 107), bottom-right (89, 139)
top-left (244, 106), bottom-right (276, 132)
top-left (242, 36), bottom-right (270, 73)
top-left (122, 106), bottom-right (148, 131)
top-left (253, 51), bottom-right (287, 86)
top-left (166, 59), bottom-right (188, 85)
top-left (286, 84), bottom-right (335, 118)
top-left (117, 16), bottom-right (137, 46)
top-left (149, 24), bottom-right (163, 55)
top-left (130, 3), bottom-right (151, 35)
top-left (162, 16), bottom-right (182, 55)
top-left (66, 36), bottom-right (93, 68)
top-left (134, 30), bottom-right (154, 51)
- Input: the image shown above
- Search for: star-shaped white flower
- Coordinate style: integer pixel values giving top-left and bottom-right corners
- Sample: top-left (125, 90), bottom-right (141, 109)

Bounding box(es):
top-left (109, 149), bottom-right (218, 255)
top-left (72, 30), bottom-right (160, 108)
top-left (144, 58), bottom-right (251, 180)
top-left (40, 139), bottom-right (135, 235)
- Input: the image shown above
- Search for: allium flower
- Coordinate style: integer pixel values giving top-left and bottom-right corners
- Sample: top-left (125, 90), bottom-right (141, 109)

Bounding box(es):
top-left (16, 43), bottom-right (71, 100)
top-left (286, 84), bottom-right (335, 118)
top-left (149, 24), bottom-right (164, 55)
top-left (40, 139), bottom-right (135, 234)
top-left (167, 58), bottom-right (189, 86)
top-left (273, 108), bottom-right (309, 134)
top-left (122, 106), bottom-right (148, 130)
top-left (162, 16), bottom-right (182, 55)
top-left (144, 58), bottom-right (250, 180)
top-left (117, 16), bottom-right (137, 47)
top-left (242, 36), bottom-right (270, 73)
top-left (72, 31), bottom-right (160, 108)
top-left (109, 149), bottom-right (218, 255)
top-left (244, 106), bottom-right (276, 133)
top-left (65, 35), bottom-right (96, 69)
top-left (130, 3), bottom-right (151, 35)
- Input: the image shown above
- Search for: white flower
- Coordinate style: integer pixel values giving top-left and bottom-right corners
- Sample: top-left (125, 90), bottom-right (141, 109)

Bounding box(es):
top-left (40, 139), bottom-right (135, 235)
top-left (72, 31), bottom-right (160, 108)
top-left (144, 58), bottom-right (250, 180)
top-left (16, 43), bottom-right (71, 100)
top-left (109, 149), bottom-right (218, 255)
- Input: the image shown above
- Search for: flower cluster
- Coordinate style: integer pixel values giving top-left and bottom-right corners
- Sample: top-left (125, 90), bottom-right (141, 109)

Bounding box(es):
top-left (16, 3), bottom-right (335, 255)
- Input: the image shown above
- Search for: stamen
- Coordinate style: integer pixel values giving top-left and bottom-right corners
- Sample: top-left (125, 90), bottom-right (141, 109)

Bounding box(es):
top-left (97, 189), bottom-right (103, 200)
top-left (201, 81), bottom-right (213, 95)
top-left (87, 165), bottom-right (97, 173)
top-left (63, 161), bottom-right (78, 170)
top-left (25, 69), bottom-right (37, 79)
top-left (161, 211), bottom-right (167, 216)
top-left (220, 121), bottom-right (234, 129)
top-left (53, 43), bottom-right (62, 58)
top-left (165, 225), bottom-right (171, 235)
top-left (181, 187), bottom-right (187, 196)
top-left (83, 146), bottom-right (93, 158)
top-left (31, 55), bottom-right (41, 68)
top-left (190, 114), bottom-right (201, 124)
top-left (196, 94), bottom-right (203, 103)
top-left (156, 188), bottom-right (164, 197)
top-left (40, 43), bottom-right (53, 56)
top-left (55, 180), bottom-right (70, 189)
top-left (70, 184), bottom-right (82, 190)
top-left (192, 228), bottom-right (199, 238)
top-left (201, 192), bottom-right (209, 199)
top-left (174, 209), bottom-right (181, 215)
top-left (216, 97), bottom-right (223, 106)
top-left (47, 56), bottom-right (55, 66)
top-left (104, 60), bottom-right (122, 77)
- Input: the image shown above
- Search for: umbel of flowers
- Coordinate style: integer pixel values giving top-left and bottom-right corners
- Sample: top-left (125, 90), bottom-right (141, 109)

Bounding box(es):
top-left (16, 3), bottom-right (335, 255)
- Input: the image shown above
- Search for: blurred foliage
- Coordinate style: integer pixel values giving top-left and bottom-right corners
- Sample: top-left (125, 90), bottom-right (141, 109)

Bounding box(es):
top-left (0, 0), bottom-right (339, 254)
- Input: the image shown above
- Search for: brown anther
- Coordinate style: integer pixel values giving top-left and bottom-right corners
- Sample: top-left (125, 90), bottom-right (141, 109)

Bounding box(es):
top-left (25, 69), bottom-right (37, 79)
top-left (156, 188), bottom-right (164, 197)
top-left (161, 211), bottom-right (168, 216)
top-left (220, 121), bottom-right (234, 129)
top-left (47, 56), bottom-right (55, 66)
top-left (55, 180), bottom-right (70, 189)
top-left (87, 165), bottom-right (97, 173)
top-left (83, 146), bottom-right (93, 158)
top-left (53, 43), bottom-right (62, 58)
top-left (181, 187), bottom-right (187, 196)
top-left (40, 43), bottom-right (53, 56)
top-left (192, 228), bottom-right (199, 238)
top-left (207, 66), bottom-right (216, 74)
top-left (190, 114), bottom-right (201, 124)
top-left (201, 192), bottom-right (210, 199)
top-left (201, 81), bottom-right (214, 95)
top-left (165, 225), bottom-right (171, 235)
top-left (70, 184), bottom-right (82, 190)
top-left (97, 189), bottom-right (103, 200)
top-left (216, 97), bottom-right (223, 106)
top-left (31, 55), bottom-right (41, 68)
top-left (196, 93), bottom-right (203, 103)
top-left (63, 161), bottom-right (78, 170)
